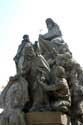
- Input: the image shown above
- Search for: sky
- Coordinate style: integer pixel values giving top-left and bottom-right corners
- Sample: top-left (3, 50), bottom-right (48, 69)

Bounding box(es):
top-left (0, 0), bottom-right (83, 87)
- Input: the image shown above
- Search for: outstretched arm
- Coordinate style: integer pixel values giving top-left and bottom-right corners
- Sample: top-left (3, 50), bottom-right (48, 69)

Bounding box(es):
top-left (40, 82), bottom-right (64, 91)
top-left (39, 79), bottom-right (68, 94)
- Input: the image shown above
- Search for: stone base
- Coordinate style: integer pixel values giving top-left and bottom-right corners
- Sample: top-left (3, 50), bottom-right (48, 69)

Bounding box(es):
top-left (27, 112), bottom-right (70, 125)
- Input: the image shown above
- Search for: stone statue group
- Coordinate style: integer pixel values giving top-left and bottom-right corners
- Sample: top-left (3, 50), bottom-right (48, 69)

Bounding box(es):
top-left (0, 18), bottom-right (83, 125)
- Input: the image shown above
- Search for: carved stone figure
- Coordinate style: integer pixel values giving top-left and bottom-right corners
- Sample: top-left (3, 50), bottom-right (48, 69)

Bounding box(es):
top-left (39, 18), bottom-right (62, 41)
top-left (33, 41), bottom-right (40, 55)
top-left (38, 18), bottom-right (72, 62)
top-left (0, 75), bottom-right (29, 125)
top-left (24, 54), bottom-right (50, 111)
top-left (29, 69), bottom-right (50, 112)
top-left (39, 66), bottom-right (71, 113)
top-left (71, 79), bottom-right (83, 124)
top-left (14, 34), bottom-right (35, 74)
top-left (1, 18), bottom-right (83, 125)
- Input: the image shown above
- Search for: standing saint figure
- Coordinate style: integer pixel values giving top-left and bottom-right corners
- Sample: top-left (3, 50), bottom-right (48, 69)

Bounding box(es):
top-left (14, 34), bottom-right (35, 74)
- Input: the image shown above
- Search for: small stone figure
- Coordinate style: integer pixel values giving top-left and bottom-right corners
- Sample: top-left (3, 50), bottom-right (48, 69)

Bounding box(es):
top-left (39, 66), bottom-right (71, 113)
top-left (39, 18), bottom-right (62, 41)
top-left (33, 41), bottom-right (40, 55)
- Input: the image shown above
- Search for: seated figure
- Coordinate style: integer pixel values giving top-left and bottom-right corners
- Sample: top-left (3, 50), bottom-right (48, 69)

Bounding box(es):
top-left (38, 18), bottom-right (72, 61)
top-left (39, 18), bottom-right (62, 41)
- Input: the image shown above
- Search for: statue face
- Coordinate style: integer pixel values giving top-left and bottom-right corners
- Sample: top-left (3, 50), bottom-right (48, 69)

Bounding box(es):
top-left (47, 23), bottom-right (53, 30)
top-left (23, 35), bottom-right (29, 41)
top-left (24, 37), bottom-right (29, 41)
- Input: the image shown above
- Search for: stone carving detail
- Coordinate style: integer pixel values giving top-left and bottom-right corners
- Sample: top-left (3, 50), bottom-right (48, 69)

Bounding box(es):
top-left (0, 18), bottom-right (83, 125)
top-left (39, 18), bottom-right (62, 41)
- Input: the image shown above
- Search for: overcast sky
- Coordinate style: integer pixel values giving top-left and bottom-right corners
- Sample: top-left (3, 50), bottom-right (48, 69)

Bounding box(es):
top-left (0, 0), bottom-right (83, 87)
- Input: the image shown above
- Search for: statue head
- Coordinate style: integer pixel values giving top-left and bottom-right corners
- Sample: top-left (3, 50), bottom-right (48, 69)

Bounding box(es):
top-left (46, 18), bottom-right (55, 30)
top-left (55, 66), bottom-right (65, 78)
top-left (23, 34), bottom-right (30, 41)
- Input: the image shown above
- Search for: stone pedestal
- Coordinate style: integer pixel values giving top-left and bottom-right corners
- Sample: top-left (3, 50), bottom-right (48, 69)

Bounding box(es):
top-left (27, 112), bottom-right (70, 125)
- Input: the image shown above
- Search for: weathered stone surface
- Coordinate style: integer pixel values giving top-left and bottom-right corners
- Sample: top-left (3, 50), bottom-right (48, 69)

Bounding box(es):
top-left (14, 34), bottom-right (35, 74)
top-left (39, 66), bottom-right (71, 113)
top-left (0, 75), bottom-right (29, 125)
top-left (0, 18), bottom-right (83, 125)
top-left (39, 18), bottom-right (62, 41)
top-left (27, 112), bottom-right (70, 125)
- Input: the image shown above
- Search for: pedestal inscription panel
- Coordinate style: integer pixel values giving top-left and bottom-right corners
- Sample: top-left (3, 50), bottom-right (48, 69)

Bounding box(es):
top-left (27, 112), bottom-right (70, 125)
